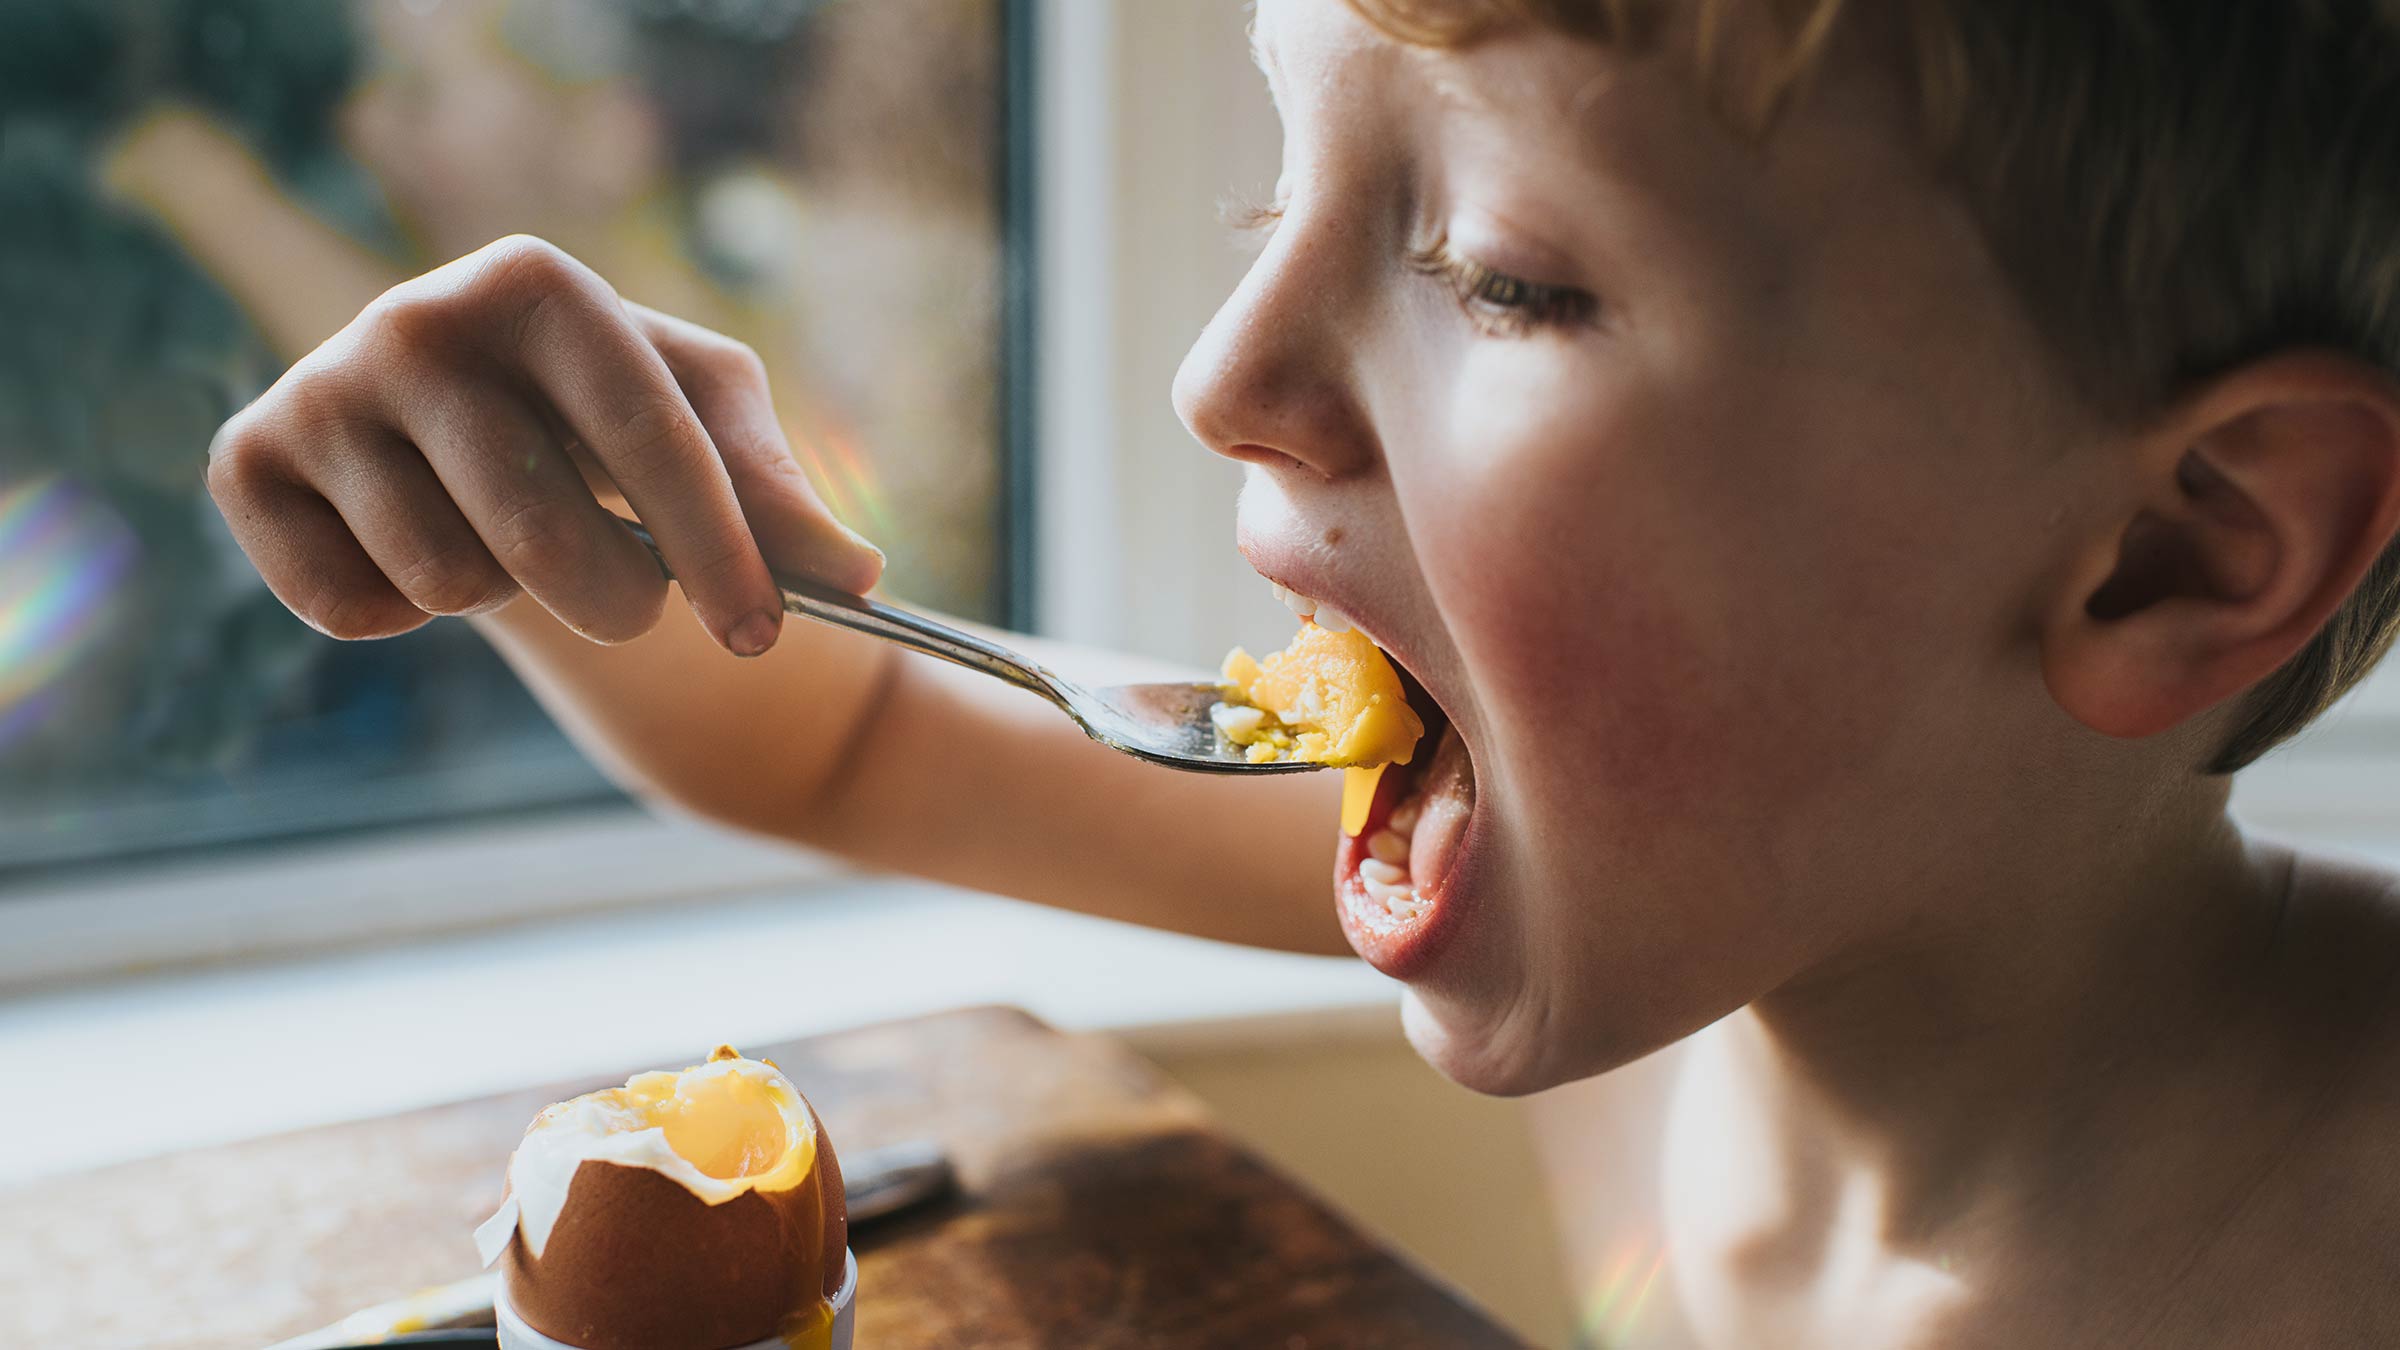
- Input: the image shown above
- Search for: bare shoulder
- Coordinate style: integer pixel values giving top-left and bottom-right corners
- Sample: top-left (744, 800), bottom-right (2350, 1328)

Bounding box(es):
top-left (2181, 846), bottom-right (2400, 1339)
top-left (2269, 845), bottom-right (2400, 1050)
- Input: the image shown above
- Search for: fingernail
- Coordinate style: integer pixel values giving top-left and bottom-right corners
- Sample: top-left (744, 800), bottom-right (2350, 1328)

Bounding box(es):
top-left (841, 521), bottom-right (885, 567)
top-left (729, 609), bottom-right (780, 658)
top-left (836, 523), bottom-right (886, 589)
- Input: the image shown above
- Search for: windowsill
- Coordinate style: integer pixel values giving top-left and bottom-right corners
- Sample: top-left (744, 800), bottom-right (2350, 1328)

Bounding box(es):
top-left (0, 875), bottom-right (1395, 1188)
top-left (7, 734), bottom-right (2391, 1194)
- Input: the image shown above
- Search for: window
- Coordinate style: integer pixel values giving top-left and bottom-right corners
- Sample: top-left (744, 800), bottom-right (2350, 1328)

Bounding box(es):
top-left (1, 0), bottom-right (1018, 877)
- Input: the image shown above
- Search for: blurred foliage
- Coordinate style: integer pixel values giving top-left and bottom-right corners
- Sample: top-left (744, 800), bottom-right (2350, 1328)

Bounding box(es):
top-left (0, 0), bottom-right (1004, 871)
top-left (0, 0), bottom-right (359, 791)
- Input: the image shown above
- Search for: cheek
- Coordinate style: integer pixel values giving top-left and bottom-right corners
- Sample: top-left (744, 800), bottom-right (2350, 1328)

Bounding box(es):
top-left (1411, 355), bottom-right (1969, 830)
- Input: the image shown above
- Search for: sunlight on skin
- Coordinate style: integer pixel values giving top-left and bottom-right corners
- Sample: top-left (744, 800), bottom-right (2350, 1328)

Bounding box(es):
top-left (1580, 1231), bottom-right (1671, 1347)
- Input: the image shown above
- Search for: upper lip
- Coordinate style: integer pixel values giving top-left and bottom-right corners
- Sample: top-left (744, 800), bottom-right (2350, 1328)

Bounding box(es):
top-left (1235, 538), bottom-right (1462, 741)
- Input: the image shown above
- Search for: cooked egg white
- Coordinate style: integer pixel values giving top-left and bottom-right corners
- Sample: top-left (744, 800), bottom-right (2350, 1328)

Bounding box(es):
top-left (476, 1048), bottom-right (817, 1265)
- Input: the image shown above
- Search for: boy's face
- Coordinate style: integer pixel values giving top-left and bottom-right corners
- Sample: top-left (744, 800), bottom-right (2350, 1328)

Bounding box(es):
top-left (1177, 0), bottom-right (2109, 1092)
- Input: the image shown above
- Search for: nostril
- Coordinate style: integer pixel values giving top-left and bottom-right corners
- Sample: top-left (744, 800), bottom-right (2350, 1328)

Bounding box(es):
top-left (1219, 442), bottom-right (1313, 472)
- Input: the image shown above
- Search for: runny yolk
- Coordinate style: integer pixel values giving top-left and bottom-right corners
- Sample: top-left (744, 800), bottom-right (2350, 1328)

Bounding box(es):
top-left (1341, 764), bottom-right (1385, 838)
top-left (569, 1046), bottom-right (804, 1184)
top-left (1216, 621), bottom-right (1425, 773)
top-left (652, 1072), bottom-right (789, 1180)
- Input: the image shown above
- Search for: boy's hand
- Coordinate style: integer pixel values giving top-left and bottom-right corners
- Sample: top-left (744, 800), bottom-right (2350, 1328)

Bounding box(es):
top-left (206, 235), bottom-right (884, 656)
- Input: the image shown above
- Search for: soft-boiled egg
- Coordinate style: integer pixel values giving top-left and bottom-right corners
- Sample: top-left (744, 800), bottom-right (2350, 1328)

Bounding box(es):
top-left (1214, 620), bottom-right (1426, 835)
top-left (475, 1046), bottom-right (849, 1350)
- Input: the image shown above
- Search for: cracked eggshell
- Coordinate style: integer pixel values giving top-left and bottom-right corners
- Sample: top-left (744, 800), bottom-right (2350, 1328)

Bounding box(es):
top-left (499, 1099), bottom-right (847, 1350)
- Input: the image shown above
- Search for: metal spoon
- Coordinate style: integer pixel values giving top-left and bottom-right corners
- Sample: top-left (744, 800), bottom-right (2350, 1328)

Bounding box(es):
top-left (617, 516), bottom-right (1322, 775)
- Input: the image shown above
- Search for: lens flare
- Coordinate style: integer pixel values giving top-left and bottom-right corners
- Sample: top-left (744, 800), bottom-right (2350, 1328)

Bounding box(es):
top-left (781, 406), bottom-right (889, 539)
top-left (0, 478), bottom-right (140, 748)
top-left (1579, 1232), bottom-right (1670, 1347)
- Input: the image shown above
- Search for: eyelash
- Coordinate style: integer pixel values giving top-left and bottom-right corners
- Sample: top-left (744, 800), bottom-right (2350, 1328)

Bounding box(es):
top-left (1406, 235), bottom-right (1598, 338)
top-left (1223, 198), bottom-right (1598, 339)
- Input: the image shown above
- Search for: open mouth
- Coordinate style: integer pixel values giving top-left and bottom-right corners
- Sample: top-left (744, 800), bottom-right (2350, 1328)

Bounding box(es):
top-left (1256, 581), bottom-right (1480, 975)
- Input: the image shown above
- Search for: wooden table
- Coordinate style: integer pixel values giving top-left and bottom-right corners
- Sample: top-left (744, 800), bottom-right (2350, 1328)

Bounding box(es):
top-left (3, 1006), bottom-right (1525, 1349)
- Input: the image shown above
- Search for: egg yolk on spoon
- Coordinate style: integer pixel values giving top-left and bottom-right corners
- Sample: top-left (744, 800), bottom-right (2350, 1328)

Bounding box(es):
top-left (1214, 621), bottom-right (1425, 836)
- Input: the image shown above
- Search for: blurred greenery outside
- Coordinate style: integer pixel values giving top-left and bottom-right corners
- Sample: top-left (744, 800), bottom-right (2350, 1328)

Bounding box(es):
top-left (0, 0), bottom-right (1006, 875)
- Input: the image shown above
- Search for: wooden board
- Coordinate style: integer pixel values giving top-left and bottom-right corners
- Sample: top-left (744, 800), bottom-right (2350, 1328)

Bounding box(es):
top-left (2, 1005), bottom-right (1525, 1349)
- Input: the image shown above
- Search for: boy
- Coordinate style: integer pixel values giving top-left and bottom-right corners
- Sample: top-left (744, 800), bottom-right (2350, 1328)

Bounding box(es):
top-left (204, 0), bottom-right (2400, 1343)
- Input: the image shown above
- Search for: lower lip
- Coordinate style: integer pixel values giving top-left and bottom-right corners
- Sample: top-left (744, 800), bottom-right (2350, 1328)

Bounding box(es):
top-left (1334, 727), bottom-right (1475, 978)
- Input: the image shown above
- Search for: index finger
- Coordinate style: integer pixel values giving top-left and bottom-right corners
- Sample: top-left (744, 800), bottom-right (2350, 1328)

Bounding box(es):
top-left (466, 237), bottom-right (783, 656)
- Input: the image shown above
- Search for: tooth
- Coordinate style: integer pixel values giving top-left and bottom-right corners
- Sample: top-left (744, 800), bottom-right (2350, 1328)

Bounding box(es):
top-left (1361, 858), bottom-right (1407, 887)
top-left (1367, 830), bottom-right (1409, 865)
top-left (1313, 604), bottom-right (1353, 633)
top-left (1388, 799), bottom-right (1422, 833)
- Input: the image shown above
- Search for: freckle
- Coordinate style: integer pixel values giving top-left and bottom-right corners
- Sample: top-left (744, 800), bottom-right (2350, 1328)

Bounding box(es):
top-left (1323, 527), bottom-right (1344, 548)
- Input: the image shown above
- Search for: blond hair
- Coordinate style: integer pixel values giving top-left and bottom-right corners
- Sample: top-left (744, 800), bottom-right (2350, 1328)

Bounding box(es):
top-left (1347, 0), bottom-right (2400, 771)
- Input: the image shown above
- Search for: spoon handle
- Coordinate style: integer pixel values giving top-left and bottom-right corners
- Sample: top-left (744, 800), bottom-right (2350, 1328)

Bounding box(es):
top-left (612, 515), bottom-right (1060, 702)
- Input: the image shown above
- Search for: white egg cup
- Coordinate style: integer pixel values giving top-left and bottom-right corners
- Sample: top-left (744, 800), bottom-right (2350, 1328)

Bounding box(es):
top-left (494, 1247), bottom-right (857, 1350)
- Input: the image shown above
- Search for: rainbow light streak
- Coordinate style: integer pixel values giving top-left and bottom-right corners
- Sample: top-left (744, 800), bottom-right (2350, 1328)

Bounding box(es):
top-left (781, 405), bottom-right (889, 539)
top-left (0, 478), bottom-right (140, 749)
top-left (1579, 1232), bottom-right (1670, 1348)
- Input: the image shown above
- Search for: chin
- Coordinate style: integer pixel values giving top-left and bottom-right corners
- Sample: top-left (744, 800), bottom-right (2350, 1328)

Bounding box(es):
top-left (1397, 985), bottom-right (1575, 1098)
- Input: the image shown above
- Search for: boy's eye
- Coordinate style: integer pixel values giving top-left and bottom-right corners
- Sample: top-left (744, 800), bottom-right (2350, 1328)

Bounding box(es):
top-left (1220, 202), bottom-right (1596, 339)
top-left (1407, 235), bottom-right (1598, 339)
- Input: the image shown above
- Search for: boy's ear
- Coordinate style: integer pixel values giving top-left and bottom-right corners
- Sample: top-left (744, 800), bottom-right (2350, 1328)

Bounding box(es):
top-left (2042, 353), bottom-right (2400, 742)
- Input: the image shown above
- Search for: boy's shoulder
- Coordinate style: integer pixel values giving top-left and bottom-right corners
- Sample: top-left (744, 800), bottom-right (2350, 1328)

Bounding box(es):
top-left (2259, 847), bottom-right (2400, 1124)
top-left (2142, 849), bottom-right (2400, 1341)
top-left (2236, 850), bottom-right (2400, 1249)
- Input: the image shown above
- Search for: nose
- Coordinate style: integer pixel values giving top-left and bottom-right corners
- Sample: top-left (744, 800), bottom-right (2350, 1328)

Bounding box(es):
top-left (1172, 209), bottom-right (1379, 480)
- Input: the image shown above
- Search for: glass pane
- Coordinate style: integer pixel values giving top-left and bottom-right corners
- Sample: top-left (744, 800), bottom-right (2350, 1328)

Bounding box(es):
top-left (0, 0), bottom-right (1009, 877)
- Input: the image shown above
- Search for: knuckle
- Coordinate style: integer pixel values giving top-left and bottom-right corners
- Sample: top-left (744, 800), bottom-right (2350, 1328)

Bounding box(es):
top-left (483, 494), bottom-right (589, 581)
top-left (306, 586), bottom-right (413, 641)
top-left (709, 335), bottom-right (768, 385)
top-left (362, 284), bottom-right (463, 350)
top-left (602, 397), bottom-right (703, 487)
top-left (472, 236), bottom-right (600, 342)
top-left (205, 420), bottom-right (268, 502)
top-left (392, 553), bottom-right (511, 616)
top-left (479, 234), bottom-right (578, 290)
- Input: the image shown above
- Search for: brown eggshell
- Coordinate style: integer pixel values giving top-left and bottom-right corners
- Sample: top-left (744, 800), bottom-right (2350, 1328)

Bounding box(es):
top-left (803, 1099), bottom-right (848, 1301)
top-left (503, 1139), bottom-right (845, 1350)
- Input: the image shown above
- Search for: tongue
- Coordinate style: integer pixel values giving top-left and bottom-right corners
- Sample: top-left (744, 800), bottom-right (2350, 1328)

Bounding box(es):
top-left (1407, 725), bottom-right (1475, 896)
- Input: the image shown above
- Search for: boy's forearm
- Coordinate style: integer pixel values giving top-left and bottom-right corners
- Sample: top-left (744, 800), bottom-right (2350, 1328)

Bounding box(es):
top-left (474, 597), bottom-right (1352, 956)
top-left (471, 593), bottom-right (897, 831)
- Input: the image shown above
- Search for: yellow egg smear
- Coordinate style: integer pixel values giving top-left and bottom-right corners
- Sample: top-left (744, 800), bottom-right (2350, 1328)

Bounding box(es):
top-left (1216, 621), bottom-right (1424, 771)
top-left (781, 1299), bottom-right (838, 1350)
